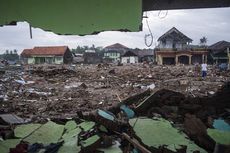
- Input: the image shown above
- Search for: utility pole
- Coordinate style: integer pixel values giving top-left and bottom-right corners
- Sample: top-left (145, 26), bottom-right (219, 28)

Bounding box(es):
top-left (227, 47), bottom-right (230, 70)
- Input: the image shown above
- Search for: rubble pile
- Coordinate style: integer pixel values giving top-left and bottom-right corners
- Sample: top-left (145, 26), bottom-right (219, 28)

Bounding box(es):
top-left (30, 67), bottom-right (76, 77)
top-left (0, 64), bottom-right (230, 153)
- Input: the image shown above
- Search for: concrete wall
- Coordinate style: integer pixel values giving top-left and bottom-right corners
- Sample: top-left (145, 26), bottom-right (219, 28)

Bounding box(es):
top-left (26, 56), bottom-right (64, 64)
top-left (28, 58), bottom-right (35, 64)
top-left (55, 57), bottom-right (64, 64)
top-left (121, 56), bottom-right (138, 64)
top-left (104, 52), bottom-right (121, 59)
top-left (63, 49), bottom-right (73, 64)
top-left (104, 52), bottom-right (121, 62)
top-left (156, 55), bottom-right (163, 65)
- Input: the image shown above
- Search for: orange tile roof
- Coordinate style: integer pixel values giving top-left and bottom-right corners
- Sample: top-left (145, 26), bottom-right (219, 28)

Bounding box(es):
top-left (21, 46), bottom-right (69, 57)
top-left (21, 49), bottom-right (33, 57)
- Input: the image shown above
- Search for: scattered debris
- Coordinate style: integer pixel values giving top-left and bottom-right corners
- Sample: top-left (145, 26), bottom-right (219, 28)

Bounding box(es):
top-left (0, 64), bottom-right (229, 153)
top-left (0, 114), bottom-right (28, 125)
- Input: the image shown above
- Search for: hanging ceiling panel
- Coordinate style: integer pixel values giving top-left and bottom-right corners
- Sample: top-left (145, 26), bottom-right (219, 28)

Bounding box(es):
top-left (0, 0), bottom-right (142, 35)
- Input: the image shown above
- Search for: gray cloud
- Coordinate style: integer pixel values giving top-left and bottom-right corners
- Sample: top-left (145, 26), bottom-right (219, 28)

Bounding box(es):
top-left (0, 7), bottom-right (230, 54)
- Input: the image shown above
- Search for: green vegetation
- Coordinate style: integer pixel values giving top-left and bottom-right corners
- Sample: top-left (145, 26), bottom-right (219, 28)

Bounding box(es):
top-left (71, 45), bottom-right (103, 54)
top-left (0, 50), bottom-right (19, 61)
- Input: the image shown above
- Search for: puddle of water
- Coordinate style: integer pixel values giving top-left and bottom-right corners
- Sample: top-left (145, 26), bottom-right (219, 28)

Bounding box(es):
top-left (213, 119), bottom-right (230, 131)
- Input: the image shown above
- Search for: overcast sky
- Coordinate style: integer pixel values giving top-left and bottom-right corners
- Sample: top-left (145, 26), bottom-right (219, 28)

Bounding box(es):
top-left (0, 7), bottom-right (230, 54)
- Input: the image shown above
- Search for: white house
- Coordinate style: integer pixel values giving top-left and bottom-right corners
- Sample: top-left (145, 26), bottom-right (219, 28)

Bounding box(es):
top-left (121, 51), bottom-right (138, 64)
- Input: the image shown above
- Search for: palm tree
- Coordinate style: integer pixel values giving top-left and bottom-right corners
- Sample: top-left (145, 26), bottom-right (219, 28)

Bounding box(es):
top-left (13, 49), bottom-right (17, 54)
top-left (200, 36), bottom-right (207, 47)
top-left (5, 50), bottom-right (9, 54)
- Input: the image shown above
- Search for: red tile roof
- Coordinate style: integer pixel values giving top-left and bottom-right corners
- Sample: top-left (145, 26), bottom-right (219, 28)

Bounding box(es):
top-left (104, 43), bottom-right (129, 49)
top-left (21, 49), bottom-right (33, 57)
top-left (21, 46), bottom-right (69, 57)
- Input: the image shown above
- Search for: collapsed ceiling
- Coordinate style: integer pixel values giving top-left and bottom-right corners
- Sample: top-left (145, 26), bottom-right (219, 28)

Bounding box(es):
top-left (0, 0), bottom-right (229, 35)
top-left (143, 0), bottom-right (230, 11)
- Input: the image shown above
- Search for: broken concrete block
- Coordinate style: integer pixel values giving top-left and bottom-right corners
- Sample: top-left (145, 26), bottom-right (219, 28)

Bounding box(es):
top-left (0, 114), bottom-right (26, 125)
top-left (207, 129), bottom-right (230, 145)
top-left (0, 139), bottom-right (21, 153)
top-left (15, 121), bottom-right (64, 145)
top-left (80, 135), bottom-right (101, 153)
top-left (130, 117), bottom-right (207, 153)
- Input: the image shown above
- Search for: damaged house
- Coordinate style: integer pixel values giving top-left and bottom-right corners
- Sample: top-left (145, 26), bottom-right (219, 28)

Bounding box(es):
top-left (121, 51), bottom-right (138, 64)
top-left (103, 43), bottom-right (129, 62)
top-left (83, 50), bottom-right (102, 64)
top-left (208, 40), bottom-right (230, 64)
top-left (137, 49), bottom-right (154, 63)
top-left (21, 46), bottom-right (73, 64)
top-left (155, 27), bottom-right (208, 65)
top-left (121, 49), bottom-right (154, 64)
top-left (72, 53), bottom-right (84, 64)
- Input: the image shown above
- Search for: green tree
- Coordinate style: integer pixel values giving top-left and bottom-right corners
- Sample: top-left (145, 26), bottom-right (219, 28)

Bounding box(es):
top-left (71, 45), bottom-right (104, 54)
top-left (3, 49), bottom-right (19, 61)
top-left (13, 49), bottom-right (17, 54)
top-left (200, 36), bottom-right (207, 47)
top-left (5, 50), bottom-right (9, 54)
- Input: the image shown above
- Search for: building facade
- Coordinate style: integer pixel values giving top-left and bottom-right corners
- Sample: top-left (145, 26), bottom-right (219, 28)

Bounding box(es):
top-left (155, 27), bottom-right (208, 65)
top-left (21, 46), bottom-right (73, 64)
top-left (208, 41), bottom-right (230, 64)
top-left (121, 51), bottom-right (138, 64)
top-left (103, 43), bottom-right (129, 62)
top-left (83, 50), bottom-right (102, 64)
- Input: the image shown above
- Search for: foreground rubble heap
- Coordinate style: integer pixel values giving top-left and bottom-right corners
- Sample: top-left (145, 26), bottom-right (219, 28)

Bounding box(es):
top-left (0, 64), bottom-right (230, 153)
top-left (0, 82), bottom-right (229, 153)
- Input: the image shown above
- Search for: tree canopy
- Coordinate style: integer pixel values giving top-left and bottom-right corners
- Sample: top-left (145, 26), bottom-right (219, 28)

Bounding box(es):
top-left (71, 45), bottom-right (104, 55)
top-left (1, 49), bottom-right (19, 61)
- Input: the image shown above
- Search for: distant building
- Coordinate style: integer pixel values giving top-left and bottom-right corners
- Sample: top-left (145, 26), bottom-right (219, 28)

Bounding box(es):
top-left (104, 43), bottom-right (129, 62)
top-left (137, 49), bottom-right (154, 63)
top-left (208, 40), bottom-right (230, 64)
top-left (72, 53), bottom-right (84, 64)
top-left (155, 27), bottom-right (208, 65)
top-left (85, 50), bottom-right (96, 53)
top-left (21, 46), bottom-right (73, 64)
top-left (121, 51), bottom-right (138, 64)
top-left (83, 52), bottom-right (102, 64)
top-left (121, 49), bottom-right (154, 64)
